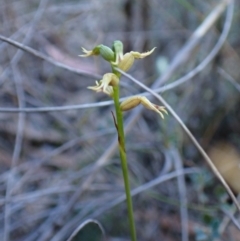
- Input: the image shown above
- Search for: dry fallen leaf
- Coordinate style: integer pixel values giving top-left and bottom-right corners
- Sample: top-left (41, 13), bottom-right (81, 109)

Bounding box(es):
top-left (208, 142), bottom-right (240, 194)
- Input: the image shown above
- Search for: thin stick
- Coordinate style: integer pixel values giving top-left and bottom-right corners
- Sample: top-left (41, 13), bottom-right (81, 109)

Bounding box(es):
top-left (172, 148), bottom-right (189, 241)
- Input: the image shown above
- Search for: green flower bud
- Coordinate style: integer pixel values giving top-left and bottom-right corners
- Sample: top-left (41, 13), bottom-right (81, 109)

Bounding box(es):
top-left (112, 40), bottom-right (124, 65)
top-left (112, 41), bottom-right (123, 55)
top-left (98, 45), bottom-right (115, 62)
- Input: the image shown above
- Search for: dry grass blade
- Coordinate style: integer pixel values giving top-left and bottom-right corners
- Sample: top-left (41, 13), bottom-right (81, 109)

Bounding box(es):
top-left (218, 67), bottom-right (240, 92)
top-left (116, 67), bottom-right (240, 213)
top-left (172, 148), bottom-right (189, 241)
top-left (0, 35), bottom-right (101, 80)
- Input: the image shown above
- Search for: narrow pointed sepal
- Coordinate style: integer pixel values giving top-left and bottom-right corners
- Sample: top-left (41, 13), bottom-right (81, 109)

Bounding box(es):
top-left (79, 47), bottom-right (96, 57)
top-left (130, 47), bottom-right (156, 59)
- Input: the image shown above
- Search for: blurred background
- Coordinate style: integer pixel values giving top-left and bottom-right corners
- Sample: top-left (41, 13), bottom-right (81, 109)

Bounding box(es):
top-left (0, 0), bottom-right (240, 240)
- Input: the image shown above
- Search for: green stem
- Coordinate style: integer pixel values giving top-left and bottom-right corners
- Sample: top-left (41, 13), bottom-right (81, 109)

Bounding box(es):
top-left (112, 72), bottom-right (137, 241)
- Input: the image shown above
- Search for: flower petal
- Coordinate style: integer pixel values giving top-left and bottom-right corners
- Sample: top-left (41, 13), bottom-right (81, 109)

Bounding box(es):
top-left (120, 96), bottom-right (141, 111)
top-left (87, 73), bottom-right (119, 96)
top-left (120, 95), bottom-right (167, 119)
top-left (117, 53), bottom-right (135, 72)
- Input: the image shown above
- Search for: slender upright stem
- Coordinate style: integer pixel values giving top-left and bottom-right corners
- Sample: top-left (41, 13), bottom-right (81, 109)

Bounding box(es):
top-left (112, 71), bottom-right (137, 241)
